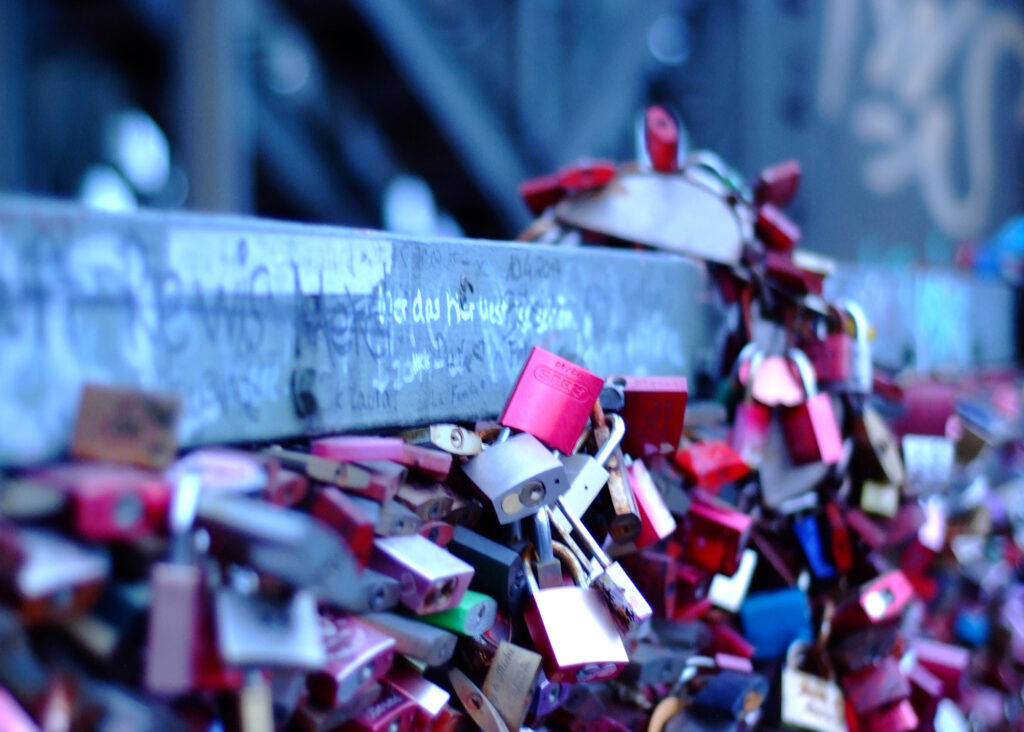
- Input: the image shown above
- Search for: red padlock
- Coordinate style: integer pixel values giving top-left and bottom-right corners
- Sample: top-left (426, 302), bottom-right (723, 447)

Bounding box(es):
top-left (611, 375), bottom-right (688, 458)
top-left (730, 347), bottom-right (772, 470)
top-left (780, 349), bottom-right (844, 466)
top-left (756, 203), bottom-right (801, 252)
top-left (500, 347), bottom-right (604, 454)
top-left (643, 105), bottom-right (679, 172)
top-left (754, 159), bottom-right (801, 207)
top-left (800, 306), bottom-right (851, 385)
top-left (673, 440), bottom-right (749, 491)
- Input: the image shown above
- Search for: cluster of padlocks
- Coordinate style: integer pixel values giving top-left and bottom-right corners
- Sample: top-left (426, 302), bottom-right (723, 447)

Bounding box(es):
top-left (1, 106), bottom-right (1023, 731)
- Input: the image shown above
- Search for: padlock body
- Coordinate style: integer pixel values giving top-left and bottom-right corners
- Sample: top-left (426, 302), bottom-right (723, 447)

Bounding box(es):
top-left (628, 460), bottom-right (677, 549)
top-left (308, 614), bottom-right (395, 709)
top-left (590, 561), bottom-right (653, 636)
top-left (462, 433), bottom-right (568, 524)
top-left (673, 441), bottom-right (750, 491)
top-left (145, 562), bottom-right (201, 696)
top-left (731, 402), bottom-right (771, 469)
top-left (524, 586), bottom-right (628, 683)
top-left (802, 332), bottom-right (850, 384)
top-left (740, 587), bottom-right (812, 659)
top-left (782, 393), bottom-right (844, 465)
top-left (214, 587), bottom-right (325, 670)
top-left (613, 375), bottom-right (688, 457)
top-left (675, 495), bottom-right (752, 576)
top-left (446, 526), bottom-right (527, 614)
top-left (369, 535), bottom-right (473, 615)
top-left (500, 347), bottom-right (604, 453)
top-left (560, 454), bottom-right (610, 520)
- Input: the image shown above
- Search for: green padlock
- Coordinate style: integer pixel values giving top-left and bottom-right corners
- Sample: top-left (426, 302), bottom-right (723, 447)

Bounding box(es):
top-left (418, 589), bottom-right (497, 636)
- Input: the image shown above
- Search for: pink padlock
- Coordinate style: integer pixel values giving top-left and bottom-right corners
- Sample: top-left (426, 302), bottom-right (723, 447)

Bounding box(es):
top-left (730, 345), bottom-right (771, 470)
top-left (780, 349), bottom-right (843, 466)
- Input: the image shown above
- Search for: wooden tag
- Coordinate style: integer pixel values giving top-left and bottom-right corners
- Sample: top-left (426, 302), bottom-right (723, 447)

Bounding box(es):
top-left (71, 384), bottom-right (180, 468)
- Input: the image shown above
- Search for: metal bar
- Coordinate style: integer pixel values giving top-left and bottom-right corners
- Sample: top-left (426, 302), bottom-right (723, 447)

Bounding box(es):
top-left (0, 197), bottom-right (707, 467)
top-left (177, 0), bottom-right (253, 213)
top-left (348, 0), bottom-right (532, 232)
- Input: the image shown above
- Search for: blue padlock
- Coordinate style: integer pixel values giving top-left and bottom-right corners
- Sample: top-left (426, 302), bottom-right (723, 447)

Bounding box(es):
top-left (739, 587), bottom-right (812, 659)
top-left (792, 513), bottom-right (836, 580)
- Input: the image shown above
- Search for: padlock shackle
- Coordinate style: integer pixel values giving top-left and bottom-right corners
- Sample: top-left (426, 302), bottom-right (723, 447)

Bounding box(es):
top-left (838, 298), bottom-right (869, 342)
top-left (787, 348), bottom-right (818, 398)
top-left (553, 498), bottom-right (611, 569)
top-left (593, 413), bottom-right (625, 467)
top-left (532, 509), bottom-right (555, 563)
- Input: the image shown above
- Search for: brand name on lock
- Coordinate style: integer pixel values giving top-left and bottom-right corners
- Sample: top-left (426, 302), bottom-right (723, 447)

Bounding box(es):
top-left (533, 366), bottom-right (594, 402)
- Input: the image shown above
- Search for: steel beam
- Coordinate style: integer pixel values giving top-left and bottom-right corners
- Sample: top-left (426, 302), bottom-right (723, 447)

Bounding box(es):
top-left (0, 197), bottom-right (709, 467)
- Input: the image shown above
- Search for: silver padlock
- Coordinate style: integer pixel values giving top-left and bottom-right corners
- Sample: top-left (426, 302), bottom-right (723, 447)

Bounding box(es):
top-left (780, 641), bottom-right (847, 732)
top-left (559, 413), bottom-right (625, 519)
top-left (462, 433), bottom-right (569, 524)
top-left (839, 299), bottom-right (872, 395)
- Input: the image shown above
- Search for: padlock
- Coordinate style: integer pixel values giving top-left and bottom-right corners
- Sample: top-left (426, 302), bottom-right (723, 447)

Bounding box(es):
top-left (0, 519), bottom-right (109, 627)
top-left (521, 555), bottom-right (628, 683)
top-left (742, 351), bottom-right (806, 408)
top-left (549, 498), bottom-right (653, 636)
top-left (781, 349), bottom-right (844, 466)
top-left (674, 492), bottom-right (752, 577)
top-left (312, 487), bottom-right (376, 566)
top-left (446, 526), bottom-right (527, 615)
top-left (448, 667), bottom-right (511, 732)
top-left (312, 435), bottom-right (453, 482)
top-left (346, 495), bottom-right (423, 537)
top-left (858, 481), bottom-right (900, 518)
top-left (360, 612), bottom-right (457, 667)
top-left (708, 622), bottom-right (755, 660)
top-left (169, 447), bottom-right (271, 494)
top-left (800, 306), bottom-right (850, 385)
top-left (609, 375), bottom-right (689, 457)
top-left (462, 432), bottom-right (568, 525)
top-left (822, 502), bottom-right (854, 575)
top-left (194, 494), bottom-right (364, 611)
top-left (264, 446), bottom-right (375, 497)
top-left (759, 418), bottom-right (833, 509)
top-left (900, 435), bottom-right (954, 496)
top-left (394, 482), bottom-right (455, 522)
top-left (500, 346), bottom-right (604, 454)
top-left (911, 638), bottom-right (969, 701)
top-left (840, 656), bottom-right (910, 717)
top-left (780, 641), bottom-right (847, 732)
top-left (906, 660), bottom-right (943, 728)
top-left (383, 657), bottom-right (450, 728)
top-left (756, 203), bottom-right (801, 252)
top-left (31, 463), bottom-right (170, 541)
top-left (707, 548), bottom-right (757, 613)
top-left (832, 570), bottom-right (915, 635)
top-left (289, 683), bottom-right (382, 732)
top-left (739, 587), bottom-right (812, 659)
top-left (590, 402), bottom-right (643, 544)
top-left (265, 468), bottom-right (308, 508)
top-left (413, 521), bottom-right (452, 551)
top-left (347, 460), bottom-right (408, 503)
top-left (691, 670), bottom-right (769, 720)
top-left (0, 476), bottom-right (67, 523)
top-left (401, 423), bottom-right (483, 456)
top-left (230, 675), bottom-right (277, 732)
top-left (341, 685), bottom-right (419, 732)
top-left (765, 249), bottom-right (831, 296)
top-left (849, 405), bottom-right (905, 487)
top-left (145, 472), bottom-right (202, 696)
top-left (754, 158), bottom-right (801, 207)
top-left (481, 640), bottom-right (543, 731)
top-left (306, 613), bottom-right (395, 710)
top-left (214, 584), bottom-right (326, 670)
top-left (861, 699), bottom-right (919, 732)
top-left (419, 589), bottom-right (497, 637)
top-left (619, 551), bottom-right (677, 618)
top-left (559, 412), bottom-right (624, 519)
top-left (676, 560), bottom-right (713, 609)
top-left (369, 534), bottom-right (473, 615)
top-left (839, 300), bottom-right (873, 394)
top-left (347, 569), bottom-right (402, 614)
top-left (673, 440), bottom-right (750, 492)
top-left (731, 350), bottom-right (772, 471)
top-left (70, 383), bottom-right (181, 469)
top-left (628, 459), bottom-right (677, 549)
top-left (525, 671), bottom-right (569, 724)
top-left (644, 104), bottom-right (680, 172)
top-left (620, 642), bottom-right (691, 687)
top-left (793, 512), bottom-right (837, 580)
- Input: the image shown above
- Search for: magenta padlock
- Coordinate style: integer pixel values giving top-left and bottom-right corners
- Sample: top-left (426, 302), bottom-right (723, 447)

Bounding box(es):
top-left (674, 492), bottom-right (752, 577)
top-left (730, 346), bottom-right (771, 470)
top-left (500, 347), bottom-right (604, 453)
top-left (307, 613), bottom-right (395, 709)
top-left (833, 569), bottom-right (915, 634)
top-left (780, 349), bottom-right (843, 466)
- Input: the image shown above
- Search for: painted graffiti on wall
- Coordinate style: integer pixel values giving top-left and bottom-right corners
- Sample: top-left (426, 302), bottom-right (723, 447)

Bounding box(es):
top-left (818, 0), bottom-right (1024, 240)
